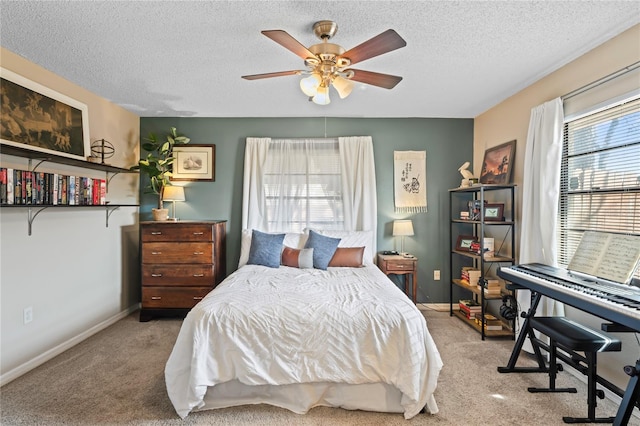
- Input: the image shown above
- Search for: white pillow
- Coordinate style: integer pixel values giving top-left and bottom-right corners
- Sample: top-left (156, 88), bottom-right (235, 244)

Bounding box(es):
top-left (239, 229), bottom-right (307, 268)
top-left (304, 229), bottom-right (375, 265)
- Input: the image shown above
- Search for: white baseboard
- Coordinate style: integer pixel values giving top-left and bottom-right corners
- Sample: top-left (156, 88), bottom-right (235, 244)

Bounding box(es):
top-left (0, 304), bottom-right (139, 387)
top-left (418, 303), bottom-right (450, 312)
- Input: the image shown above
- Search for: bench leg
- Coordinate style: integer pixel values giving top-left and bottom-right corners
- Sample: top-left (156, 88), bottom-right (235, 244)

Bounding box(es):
top-left (563, 352), bottom-right (615, 424)
top-left (528, 338), bottom-right (577, 394)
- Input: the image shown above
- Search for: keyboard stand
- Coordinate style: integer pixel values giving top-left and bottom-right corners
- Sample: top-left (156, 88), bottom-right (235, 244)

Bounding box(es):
top-left (497, 290), bottom-right (548, 374)
top-left (614, 358), bottom-right (640, 426)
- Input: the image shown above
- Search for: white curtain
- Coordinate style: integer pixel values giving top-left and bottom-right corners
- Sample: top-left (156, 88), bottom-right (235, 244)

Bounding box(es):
top-left (517, 97), bottom-right (565, 349)
top-left (242, 136), bottom-right (377, 242)
top-left (338, 136), bottom-right (377, 246)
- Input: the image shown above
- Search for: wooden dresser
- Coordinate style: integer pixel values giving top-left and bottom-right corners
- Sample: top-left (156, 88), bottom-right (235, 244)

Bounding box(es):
top-left (140, 220), bottom-right (226, 321)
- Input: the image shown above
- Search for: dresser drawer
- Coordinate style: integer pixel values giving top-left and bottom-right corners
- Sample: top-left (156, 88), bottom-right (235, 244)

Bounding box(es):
top-left (142, 242), bottom-right (213, 264)
top-left (141, 224), bottom-right (213, 242)
top-left (142, 264), bottom-right (214, 286)
top-left (142, 287), bottom-right (211, 308)
top-left (385, 260), bottom-right (416, 272)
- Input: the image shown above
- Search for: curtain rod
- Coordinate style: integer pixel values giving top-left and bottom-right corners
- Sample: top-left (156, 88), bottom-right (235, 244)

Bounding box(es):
top-left (562, 61), bottom-right (640, 101)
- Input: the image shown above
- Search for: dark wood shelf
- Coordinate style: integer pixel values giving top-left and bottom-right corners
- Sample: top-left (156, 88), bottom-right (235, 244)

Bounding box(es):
top-left (0, 143), bottom-right (135, 174)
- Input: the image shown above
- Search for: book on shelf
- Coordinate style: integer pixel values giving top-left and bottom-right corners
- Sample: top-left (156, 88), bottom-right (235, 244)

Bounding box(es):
top-left (6, 168), bottom-right (14, 204)
top-left (461, 267), bottom-right (481, 286)
top-left (478, 278), bottom-right (502, 295)
top-left (474, 313), bottom-right (503, 330)
top-left (459, 299), bottom-right (482, 319)
top-left (0, 167), bottom-right (108, 206)
top-left (0, 168), bottom-right (6, 204)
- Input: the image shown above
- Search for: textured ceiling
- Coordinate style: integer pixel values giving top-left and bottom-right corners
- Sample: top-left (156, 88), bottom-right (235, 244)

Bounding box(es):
top-left (1, 1), bottom-right (639, 118)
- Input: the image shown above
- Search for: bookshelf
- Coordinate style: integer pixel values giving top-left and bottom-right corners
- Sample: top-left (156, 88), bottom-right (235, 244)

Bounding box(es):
top-left (449, 184), bottom-right (517, 339)
top-left (0, 143), bottom-right (138, 235)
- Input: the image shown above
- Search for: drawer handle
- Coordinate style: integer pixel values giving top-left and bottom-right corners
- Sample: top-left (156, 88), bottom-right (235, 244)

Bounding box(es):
top-left (193, 296), bottom-right (203, 300)
top-left (151, 273), bottom-right (162, 277)
top-left (151, 232), bottom-right (162, 235)
top-left (193, 252), bottom-right (204, 255)
top-left (151, 296), bottom-right (162, 300)
top-left (151, 251), bottom-right (162, 255)
top-left (193, 273), bottom-right (204, 277)
top-left (193, 232), bottom-right (204, 235)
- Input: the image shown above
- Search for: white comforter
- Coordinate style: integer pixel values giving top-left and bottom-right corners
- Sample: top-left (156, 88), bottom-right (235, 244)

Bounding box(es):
top-left (165, 264), bottom-right (443, 419)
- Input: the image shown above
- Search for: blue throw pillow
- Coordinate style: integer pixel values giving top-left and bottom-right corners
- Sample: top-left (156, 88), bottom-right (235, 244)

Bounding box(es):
top-left (304, 230), bottom-right (341, 270)
top-left (247, 230), bottom-right (285, 268)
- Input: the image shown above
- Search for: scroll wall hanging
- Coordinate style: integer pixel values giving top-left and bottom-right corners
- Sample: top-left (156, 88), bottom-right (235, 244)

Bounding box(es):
top-left (394, 150), bottom-right (427, 213)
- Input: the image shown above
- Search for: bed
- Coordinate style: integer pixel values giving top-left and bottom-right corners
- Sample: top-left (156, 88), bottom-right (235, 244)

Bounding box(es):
top-left (164, 229), bottom-right (443, 419)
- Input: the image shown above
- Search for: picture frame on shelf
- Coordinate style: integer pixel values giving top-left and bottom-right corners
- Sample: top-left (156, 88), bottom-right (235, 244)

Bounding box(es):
top-left (484, 203), bottom-right (504, 221)
top-left (0, 68), bottom-right (90, 162)
top-left (171, 144), bottom-right (215, 181)
top-left (479, 140), bottom-right (516, 184)
top-left (455, 235), bottom-right (478, 252)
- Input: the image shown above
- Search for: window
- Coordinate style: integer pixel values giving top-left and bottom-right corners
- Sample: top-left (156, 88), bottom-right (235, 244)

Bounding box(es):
top-left (263, 138), bottom-right (344, 232)
top-left (558, 96), bottom-right (640, 281)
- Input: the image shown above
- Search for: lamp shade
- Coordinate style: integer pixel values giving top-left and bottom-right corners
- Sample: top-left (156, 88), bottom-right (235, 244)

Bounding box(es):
top-left (332, 76), bottom-right (354, 99)
top-left (300, 73), bottom-right (321, 97)
top-left (393, 220), bottom-right (414, 236)
top-left (312, 85), bottom-right (331, 105)
top-left (162, 186), bottom-right (185, 201)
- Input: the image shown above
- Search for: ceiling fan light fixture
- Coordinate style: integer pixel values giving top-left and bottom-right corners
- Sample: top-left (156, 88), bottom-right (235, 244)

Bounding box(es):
top-left (243, 21), bottom-right (406, 106)
top-left (300, 73), bottom-right (321, 96)
top-left (312, 84), bottom-right (330, 105)
top-left (332, 75), bottom-right (354, 99)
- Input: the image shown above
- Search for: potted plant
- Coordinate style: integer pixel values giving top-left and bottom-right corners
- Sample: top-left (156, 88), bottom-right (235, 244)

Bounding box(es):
top-left (131, 127), bottom-right (190, 220)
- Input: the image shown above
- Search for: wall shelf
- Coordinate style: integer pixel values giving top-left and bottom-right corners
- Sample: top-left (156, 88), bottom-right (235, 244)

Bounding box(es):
top-left (1, 143), bottom-right (139, 235)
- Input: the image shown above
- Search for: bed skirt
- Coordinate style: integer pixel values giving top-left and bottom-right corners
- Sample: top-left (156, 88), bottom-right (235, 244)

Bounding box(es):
top-left (197, 379), bottom-right (434, 418)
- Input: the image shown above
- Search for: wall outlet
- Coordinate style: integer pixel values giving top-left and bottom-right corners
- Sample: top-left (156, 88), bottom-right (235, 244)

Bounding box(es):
top-left (434, 270), bottom-right (441, 280)
top-left (23, 306), bottom-right (33, 324)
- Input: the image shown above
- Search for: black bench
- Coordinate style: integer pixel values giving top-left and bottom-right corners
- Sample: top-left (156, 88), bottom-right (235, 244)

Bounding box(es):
top-left (528, 316), bottom-right (622, 424)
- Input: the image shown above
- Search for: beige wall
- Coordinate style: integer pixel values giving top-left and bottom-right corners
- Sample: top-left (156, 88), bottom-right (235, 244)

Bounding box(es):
top-left (473, 25), bottom-right (640, 392)
top-left (0, 47), bottom-right (141, 383)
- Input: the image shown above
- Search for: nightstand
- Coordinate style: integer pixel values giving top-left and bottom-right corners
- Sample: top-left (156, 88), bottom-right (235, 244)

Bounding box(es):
top-left (377, 254), bottom-right (418, 303)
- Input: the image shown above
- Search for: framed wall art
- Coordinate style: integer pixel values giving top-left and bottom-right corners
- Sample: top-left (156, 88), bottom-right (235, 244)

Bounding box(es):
top-left (455, 235), bottom-right (478, 252)
top-left (483, 203), bottom-right (505, 221)
top-left (0, 68), bottom-right (90, 161)
top-left (171, 144), bottom-right (215, 181)
top-left (479, 140), bottom-right (516, 185)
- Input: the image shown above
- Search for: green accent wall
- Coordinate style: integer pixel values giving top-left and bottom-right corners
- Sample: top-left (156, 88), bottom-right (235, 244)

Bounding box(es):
top-left (140, 117), bottom-right (473, 303)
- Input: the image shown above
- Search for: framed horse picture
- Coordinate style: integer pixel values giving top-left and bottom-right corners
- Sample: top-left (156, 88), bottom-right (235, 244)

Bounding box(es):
top-left (479, 140), bottom-right (516, 185)
top-left (0, 68), bottom-right (90, 161)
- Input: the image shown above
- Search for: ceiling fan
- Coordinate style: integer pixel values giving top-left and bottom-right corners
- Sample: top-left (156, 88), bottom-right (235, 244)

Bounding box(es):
top-left (241, 20), bottom-right (407, 105)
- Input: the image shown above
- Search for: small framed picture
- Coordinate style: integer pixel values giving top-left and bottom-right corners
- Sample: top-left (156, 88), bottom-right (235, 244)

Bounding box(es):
top-left (484, 203), bottom-right (504, 221)
top-left (455, 235), bottom-right (478, 252)
top-left (171, 144), bottom-right (215, 181)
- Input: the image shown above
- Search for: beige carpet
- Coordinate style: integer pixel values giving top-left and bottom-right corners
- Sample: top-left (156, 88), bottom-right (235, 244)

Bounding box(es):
top-left (1, 308), bottom-right (636, 426)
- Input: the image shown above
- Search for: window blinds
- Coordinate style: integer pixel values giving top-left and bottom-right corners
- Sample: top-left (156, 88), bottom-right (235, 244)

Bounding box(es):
top-left (558, 96), bottom-right (640, 282)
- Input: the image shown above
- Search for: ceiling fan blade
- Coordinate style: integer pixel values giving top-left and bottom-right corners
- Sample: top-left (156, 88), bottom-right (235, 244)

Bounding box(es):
top-left (261, 30), bottom-right (317, 60)
top-left (348, 69), bottom-right (403, 89)
top-left (340, 29), bottom-right (406, 66)
top-left (242, 70), bottom-right (301, 80)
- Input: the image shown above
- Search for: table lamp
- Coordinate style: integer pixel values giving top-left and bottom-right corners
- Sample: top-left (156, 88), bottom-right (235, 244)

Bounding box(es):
top-left (393, 219), bottom-right (414, 256)
top-left (162, 186), bottom-right (185, 221)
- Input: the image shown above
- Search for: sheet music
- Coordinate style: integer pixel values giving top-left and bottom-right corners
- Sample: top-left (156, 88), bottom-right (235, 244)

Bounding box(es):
top-left (568, 232), bottom-right (640, 284)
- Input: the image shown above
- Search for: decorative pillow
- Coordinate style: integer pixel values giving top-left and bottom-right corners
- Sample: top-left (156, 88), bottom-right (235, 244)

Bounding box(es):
top-left (247, 229), bottom-right (285, 268)
top-left (328, 247), bottom-right (365, 267)
top-left (304, 230), bottom-right (341, 270)
top-left (281, 247), bottom-right (314, 269)
top-left (239, 229), bottom-right (307, 268)
top-left (305, 229), bottom-right (375, 265)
